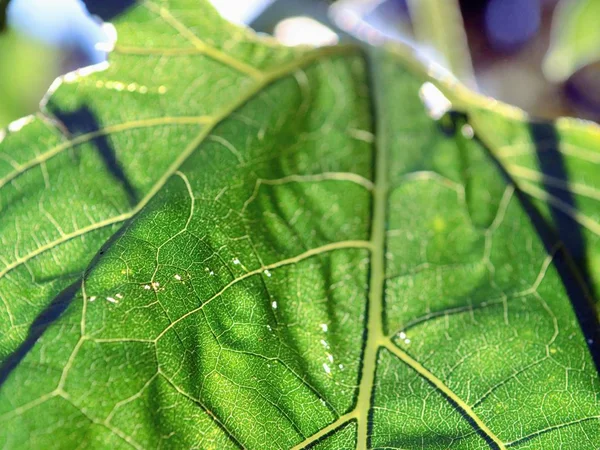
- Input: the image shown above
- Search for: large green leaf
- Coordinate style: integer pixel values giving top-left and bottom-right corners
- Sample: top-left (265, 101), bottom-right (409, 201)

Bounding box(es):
top-left (0, 1), bottom-right (599, 448)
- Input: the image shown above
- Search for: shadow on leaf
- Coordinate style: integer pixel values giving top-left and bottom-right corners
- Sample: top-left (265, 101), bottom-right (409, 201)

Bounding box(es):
top-left (469, 114), bottom-right (600, 371)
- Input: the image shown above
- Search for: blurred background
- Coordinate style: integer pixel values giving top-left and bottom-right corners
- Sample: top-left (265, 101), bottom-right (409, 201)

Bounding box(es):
top-left (0, 0), bottom-right (599, 127)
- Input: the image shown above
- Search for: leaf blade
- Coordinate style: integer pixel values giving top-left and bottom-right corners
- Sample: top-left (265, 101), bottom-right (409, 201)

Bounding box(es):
top-left (0, 2), bottom-right (599, 449)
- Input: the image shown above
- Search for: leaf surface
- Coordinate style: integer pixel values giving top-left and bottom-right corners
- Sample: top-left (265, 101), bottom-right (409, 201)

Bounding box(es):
top-left (473, 107), bottom-right (600, 317)
top-left (0, 1), bottom-right (598, 449)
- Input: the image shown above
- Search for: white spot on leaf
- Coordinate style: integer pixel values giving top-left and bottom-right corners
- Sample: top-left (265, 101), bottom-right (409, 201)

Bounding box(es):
top-left (419, 82), bottom-right (452, 120)
top-left (461, 124), bottom-right (474, 139)
top-left (7, 116), bottom-right (34, 133)
top-left (96, 22), bottom-right (117, 52)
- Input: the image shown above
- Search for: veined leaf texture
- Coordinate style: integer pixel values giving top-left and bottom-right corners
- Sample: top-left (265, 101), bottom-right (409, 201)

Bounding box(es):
top-left (0, 1), bottom-right (599, 448)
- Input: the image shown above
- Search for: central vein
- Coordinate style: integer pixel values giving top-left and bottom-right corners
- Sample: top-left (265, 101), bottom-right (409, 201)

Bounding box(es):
top-left (355, 50), bottom-right (388, 450)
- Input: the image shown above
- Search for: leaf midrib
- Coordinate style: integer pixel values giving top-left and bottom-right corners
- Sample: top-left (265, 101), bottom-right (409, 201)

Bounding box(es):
top-left (354, 51), bottom-right (506, 450)
top-left (293, 51), bottom-right (507, 450)
top-left (353, 51), bottom-right (389, 450)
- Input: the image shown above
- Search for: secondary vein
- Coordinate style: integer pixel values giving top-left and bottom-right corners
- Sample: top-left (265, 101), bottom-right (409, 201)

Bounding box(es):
top-left (154, 240), bottom-right (373, 342)
top-left (0, 116), bottom-right (211, 190)
top-left (382, 339), bottom-right (506, 449)
top-left (0, 45), bottom-right (359, 281)
top-left (144, 0), bottom-right (264, 80)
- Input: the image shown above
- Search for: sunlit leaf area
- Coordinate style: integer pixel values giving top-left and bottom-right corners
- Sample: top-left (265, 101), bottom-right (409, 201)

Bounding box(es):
top-left (0, 0), bottom-right (599, 448)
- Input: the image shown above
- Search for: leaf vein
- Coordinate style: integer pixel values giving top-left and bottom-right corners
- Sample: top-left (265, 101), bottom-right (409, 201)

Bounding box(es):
top-left (383, 339), bottom-right (506, 449)
top-left (154, 240), bottom-right (372, 342)
top-left (0, 47), bottom-right (358, 281)
top-left (143, 0), bottom-right (263, 80)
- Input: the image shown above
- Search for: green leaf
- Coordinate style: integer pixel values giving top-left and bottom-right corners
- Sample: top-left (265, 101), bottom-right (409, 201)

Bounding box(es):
top-left (465, 103), bottom-right (600, 319)
top-left (543, 0), bottom-right (600, 82)
top-left (0, 1), bottom-right (599, 449)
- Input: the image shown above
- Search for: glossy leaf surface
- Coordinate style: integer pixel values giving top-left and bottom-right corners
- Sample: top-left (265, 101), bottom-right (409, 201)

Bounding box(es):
top-left (0, 1), bottom-right (598, 449)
